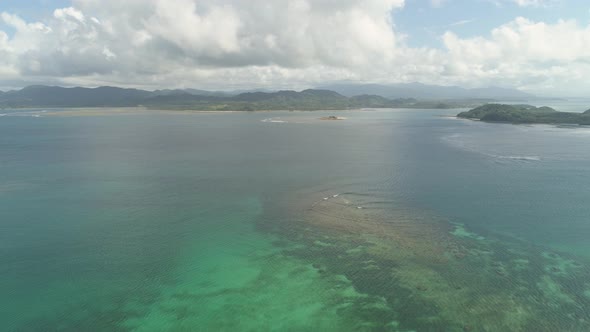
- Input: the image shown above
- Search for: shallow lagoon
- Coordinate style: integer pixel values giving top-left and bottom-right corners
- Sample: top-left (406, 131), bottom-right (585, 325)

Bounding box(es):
top-left (1, 108), bottom-right (590, 331)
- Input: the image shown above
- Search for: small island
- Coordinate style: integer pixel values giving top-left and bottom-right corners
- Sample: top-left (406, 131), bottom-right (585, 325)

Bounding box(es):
top-left (320, 116), bottom-right (345, 120)
top-left (457, 104), bottom-right (590, 125)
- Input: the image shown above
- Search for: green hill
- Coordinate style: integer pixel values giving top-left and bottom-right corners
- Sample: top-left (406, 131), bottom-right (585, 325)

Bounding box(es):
top-left (458, 104), bottom-right (590, 125)
top-left (0, 85), bottom-right (499, 111)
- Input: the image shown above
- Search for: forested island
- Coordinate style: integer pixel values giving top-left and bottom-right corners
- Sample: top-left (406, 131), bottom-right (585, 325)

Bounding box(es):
top-left (457, 104), bottom-right (590, 125)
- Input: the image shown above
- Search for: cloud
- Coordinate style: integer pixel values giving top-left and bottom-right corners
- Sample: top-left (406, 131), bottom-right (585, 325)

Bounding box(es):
top-left (513, 0), bottom-right (551, 7)
top-left (448, 19), bottom-right (475, 27)
top-left (54, 7), bottom-right (86, 22)
top-left (489, 0), bottom-right (558, 7)
top-left (0, 0), bottom-right (407, 89)
top-left (440, 17), bottom-right (590, 94)
top-left (0, 0), bottom-right (588, 95)
top-left (485, 0), bottom-right (558, 8)
top-left (82, 0), bottom-right (408, 71)
top-left (430, 0), bottom-right (448, 8)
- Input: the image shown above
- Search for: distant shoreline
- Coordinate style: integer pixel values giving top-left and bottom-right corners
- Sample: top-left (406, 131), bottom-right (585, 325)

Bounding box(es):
top-left (2, 107), bottom-right (442, 117)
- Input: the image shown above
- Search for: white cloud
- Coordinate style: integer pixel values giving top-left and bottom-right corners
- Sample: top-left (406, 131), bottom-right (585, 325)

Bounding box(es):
top-left (440, 17), bottom-right (590, 94)
top-left (71, 0), bottom-right (404, 69)
top-left (431, 0), bottom-right (448, 8)
top-left (0, 0), bottom-right (406, 89)
top-left (513, 0), bottom-right (550, 7)
top-left (487, 0), bottom-right (558, 8)
top-left (0, 1), bottom-right (589, 95)
top-left (54, 7), bottom-right (86, 22)
top-left (448, 19), bottom-right (475, 27)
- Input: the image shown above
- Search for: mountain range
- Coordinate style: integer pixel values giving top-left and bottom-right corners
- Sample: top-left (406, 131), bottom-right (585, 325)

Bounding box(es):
top-left (317, 83), bottom-right (534, 100)
top-left (0, 84), bottom-right (535, 110)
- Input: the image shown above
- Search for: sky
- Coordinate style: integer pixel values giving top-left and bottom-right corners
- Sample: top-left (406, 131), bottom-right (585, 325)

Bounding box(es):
top-left (1, 0), bottom-right (590, 96)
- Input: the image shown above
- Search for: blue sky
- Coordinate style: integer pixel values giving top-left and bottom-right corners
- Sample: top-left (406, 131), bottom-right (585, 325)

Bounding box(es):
top-left (0, 0), bottom-right (70, 21)
top-left (1, 0), bottom-right (590, 95)
top-left (394, 0), bottom-right (590, 48)
top-left (0, 0), bottom-right (70, 36)
top-left (5, 0), bottom-right (589, 48)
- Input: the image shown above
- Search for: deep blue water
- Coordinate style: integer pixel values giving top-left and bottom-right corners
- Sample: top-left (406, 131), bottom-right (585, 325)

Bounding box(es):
top-left (1, 107), bottom-right (590, 331)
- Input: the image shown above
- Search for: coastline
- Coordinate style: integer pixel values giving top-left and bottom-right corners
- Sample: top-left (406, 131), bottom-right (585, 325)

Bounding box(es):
top-left (456, 116), bottom-right (590, 128)
top-left (12, 107), bottom-right (368, 117)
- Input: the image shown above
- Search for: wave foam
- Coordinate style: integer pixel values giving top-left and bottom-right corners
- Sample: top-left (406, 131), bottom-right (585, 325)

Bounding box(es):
top-left (495, 155), bottom-right (541, 161)
top-left (262, 118), bottom-right (287, 123)
top-left (441, 134), bottom-right (542, 162)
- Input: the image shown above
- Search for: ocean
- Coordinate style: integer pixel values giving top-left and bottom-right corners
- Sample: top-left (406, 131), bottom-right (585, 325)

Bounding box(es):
top-left (1, 106), bottom-right (590, 331)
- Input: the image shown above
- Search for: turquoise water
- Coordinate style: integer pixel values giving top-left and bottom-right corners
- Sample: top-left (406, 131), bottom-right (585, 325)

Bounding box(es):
top-left (1, 108), bottom-right (590, 331)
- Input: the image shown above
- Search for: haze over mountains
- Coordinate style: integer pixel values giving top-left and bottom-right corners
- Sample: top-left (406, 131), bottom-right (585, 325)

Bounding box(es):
top-left (318, 83), bottom-right (535, 100)
top-left (0, 84), bottom-right (535, 110)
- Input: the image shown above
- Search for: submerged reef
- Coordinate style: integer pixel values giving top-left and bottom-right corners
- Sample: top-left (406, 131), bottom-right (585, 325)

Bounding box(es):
top-left (269, 192), bottom-right (590, 331)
